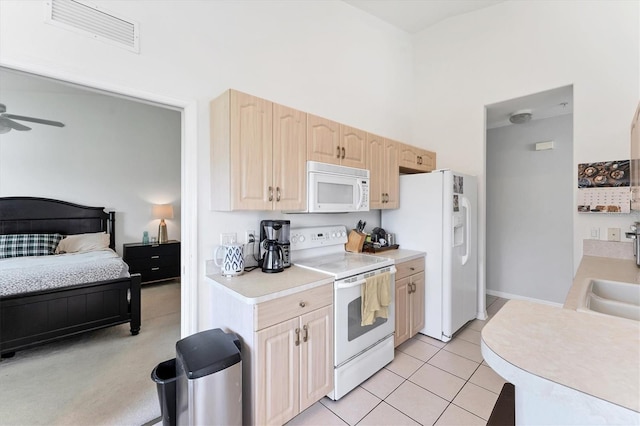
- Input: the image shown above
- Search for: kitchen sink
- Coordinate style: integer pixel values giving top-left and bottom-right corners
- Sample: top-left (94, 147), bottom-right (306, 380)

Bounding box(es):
top-left (577, 279), bottom-right (640, 321)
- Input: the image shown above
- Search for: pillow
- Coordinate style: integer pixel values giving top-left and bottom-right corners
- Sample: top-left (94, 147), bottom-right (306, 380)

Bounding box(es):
top-left (0, 233), bottom-right (63, 259)
top-left (56, 232), bottom-right (111, 254)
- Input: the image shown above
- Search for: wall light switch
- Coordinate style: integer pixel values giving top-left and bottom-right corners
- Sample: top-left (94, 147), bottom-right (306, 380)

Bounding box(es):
top-left (220, 233), bottom-right (237, 245)
top-left (591, 228), bottom-right (600, 239)
top-left (607, 228), bottom-right (621, 242)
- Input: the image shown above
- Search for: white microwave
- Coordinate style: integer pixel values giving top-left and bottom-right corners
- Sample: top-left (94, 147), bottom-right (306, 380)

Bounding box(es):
top-left (306, 161), bottom-right (370, 213)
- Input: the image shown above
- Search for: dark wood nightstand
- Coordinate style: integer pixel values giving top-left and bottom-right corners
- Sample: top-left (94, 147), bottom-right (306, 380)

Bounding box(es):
top-left (123, 240), bottom-right (180, 284)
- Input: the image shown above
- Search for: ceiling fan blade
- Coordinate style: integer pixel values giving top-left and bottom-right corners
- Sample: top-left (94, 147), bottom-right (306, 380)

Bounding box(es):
top-left (0, 116), bottom-right (31, 131)
top-left (3, 113), bottom-right (65, 127)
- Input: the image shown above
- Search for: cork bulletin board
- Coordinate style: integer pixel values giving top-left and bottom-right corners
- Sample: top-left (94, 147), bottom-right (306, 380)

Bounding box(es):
top-left (577, 160), bottom-right (630, 213)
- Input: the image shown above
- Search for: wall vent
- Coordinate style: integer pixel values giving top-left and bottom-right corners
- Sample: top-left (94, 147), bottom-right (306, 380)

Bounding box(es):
top-left (45, 0), bottom-right (139, 53)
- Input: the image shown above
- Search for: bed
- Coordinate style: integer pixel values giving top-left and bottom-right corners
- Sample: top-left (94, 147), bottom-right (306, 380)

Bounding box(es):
top-left (0, 197), bottom-right (141, 357)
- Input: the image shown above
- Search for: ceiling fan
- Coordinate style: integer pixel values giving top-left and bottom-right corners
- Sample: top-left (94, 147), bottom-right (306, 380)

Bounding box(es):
top-left (0, 103), bottom-right (65, 134)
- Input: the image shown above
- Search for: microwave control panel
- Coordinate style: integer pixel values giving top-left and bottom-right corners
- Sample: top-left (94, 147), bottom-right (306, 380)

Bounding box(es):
top-left (290, 225), bottom-right (348, 250)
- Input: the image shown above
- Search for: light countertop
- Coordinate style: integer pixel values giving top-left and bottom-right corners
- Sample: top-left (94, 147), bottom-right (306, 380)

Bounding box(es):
top-left (206, 249), bottom-right (425, 305)
top-left (206, 265), bottom-right (333, 304)
top-left (481, 255), bottom-right (640, 415)
top-left (366, 248), bottom-right (425, 263)
top-left (564, 255), bottom-right (640, 310)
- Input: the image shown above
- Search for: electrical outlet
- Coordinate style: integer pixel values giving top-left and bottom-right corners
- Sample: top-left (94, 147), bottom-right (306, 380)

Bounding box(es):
top-left (607, 228), bottom-right (621, 242)
top-left (245, 230), bottom-right (256, 243)
top-left (220, 233), bottom-right (237, 245)
top-left (590, 228), bottom-right (600, 239)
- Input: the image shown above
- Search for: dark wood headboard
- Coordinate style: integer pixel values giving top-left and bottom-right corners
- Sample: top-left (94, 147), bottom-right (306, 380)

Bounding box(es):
top-left (0, 197), bottom-right (116, 250)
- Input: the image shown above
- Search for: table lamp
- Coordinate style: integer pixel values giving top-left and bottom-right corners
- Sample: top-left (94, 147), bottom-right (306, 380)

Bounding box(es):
top-left (152, 204), bottom-right (174, 244)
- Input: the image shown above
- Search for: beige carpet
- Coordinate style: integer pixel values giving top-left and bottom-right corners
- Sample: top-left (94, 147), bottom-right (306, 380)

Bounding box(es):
top-left (0, 280), bottom-right (181, 426)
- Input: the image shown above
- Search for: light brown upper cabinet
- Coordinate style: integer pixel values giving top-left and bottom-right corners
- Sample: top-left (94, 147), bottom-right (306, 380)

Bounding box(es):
top-left (273, 103), bottom-right (307, 211)
top-left (631, 102), bottom-right (640, 211)
top-left (210, 90), bottom-right (306, 211)
top-left (339, 125), bottom-right (367, 169)
top-left (307, 114), bottom-right (366, 169)
top-left (366, 133), bottom-right (399, 209)
top-left (398, 143), bottom-right (437, 173)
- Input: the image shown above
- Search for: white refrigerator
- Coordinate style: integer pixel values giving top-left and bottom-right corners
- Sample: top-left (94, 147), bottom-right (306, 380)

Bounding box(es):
top-left (382, 170), bottom-right (478, 342)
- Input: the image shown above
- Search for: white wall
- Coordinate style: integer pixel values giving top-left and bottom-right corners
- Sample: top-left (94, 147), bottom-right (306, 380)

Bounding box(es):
top-left (0, 74), bottom-right (181, 255)
top-left (0, 0), bottom-right (414, 330)
top-left (412, 0), bottom-right (640, 303)
top-left (487, 114), bottom-right (574, 303)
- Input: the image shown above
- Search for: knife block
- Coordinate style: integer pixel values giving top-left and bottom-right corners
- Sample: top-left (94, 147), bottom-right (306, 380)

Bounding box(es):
top-left (345, 230), bottom-right (366, 253)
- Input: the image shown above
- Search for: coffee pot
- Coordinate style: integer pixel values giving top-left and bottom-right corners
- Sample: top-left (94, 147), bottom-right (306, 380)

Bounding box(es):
top-left (260, 219), bottom-right (291, 268)
top-left (214, 243), bottom-right (244, 277)
top-left (261, 240), bottom-right (284, 273)
top-left (260, 221), bottom-right (285, 273)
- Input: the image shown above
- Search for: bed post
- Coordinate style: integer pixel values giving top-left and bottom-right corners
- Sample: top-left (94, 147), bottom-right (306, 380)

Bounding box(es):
top-left (108, 211), bottom-right (116, 250)
top-left (129, 273), bottom-right (142, 335)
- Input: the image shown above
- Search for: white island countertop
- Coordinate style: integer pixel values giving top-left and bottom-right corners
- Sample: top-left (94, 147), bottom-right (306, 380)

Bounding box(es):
top-left (481, 256), bottom-right (640, 423)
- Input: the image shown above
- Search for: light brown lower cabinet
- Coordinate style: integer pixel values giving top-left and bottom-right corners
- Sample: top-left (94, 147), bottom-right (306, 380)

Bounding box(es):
top-left (394, 257), bottom-right (426, 347)
top-left (253, 286), bottom-right (333, 425)
top-left (210, 281), bottom-right (334, 426)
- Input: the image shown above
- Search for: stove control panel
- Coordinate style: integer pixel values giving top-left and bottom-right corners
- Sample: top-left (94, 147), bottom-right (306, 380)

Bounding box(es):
top-left (290, 225), bottom-right (348, 250)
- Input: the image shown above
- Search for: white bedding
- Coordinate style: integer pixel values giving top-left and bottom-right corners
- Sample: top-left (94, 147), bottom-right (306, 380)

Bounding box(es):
top-left (0, 249), bottom-right (130, 297)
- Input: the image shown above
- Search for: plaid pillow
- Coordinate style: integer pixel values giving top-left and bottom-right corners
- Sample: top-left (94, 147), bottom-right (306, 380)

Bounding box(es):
top-left (0, 233), bottom-right (63, 259)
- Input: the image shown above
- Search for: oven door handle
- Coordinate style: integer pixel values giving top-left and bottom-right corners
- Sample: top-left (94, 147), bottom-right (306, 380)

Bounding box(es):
top-left (334, 266), bottom-right (397, 289)
top-left (335, 278), bottom-right (367, 290)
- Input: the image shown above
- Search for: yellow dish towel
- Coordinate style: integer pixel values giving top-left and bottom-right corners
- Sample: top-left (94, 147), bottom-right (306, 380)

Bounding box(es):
top-left (361, 272), bottom-right (391, 326)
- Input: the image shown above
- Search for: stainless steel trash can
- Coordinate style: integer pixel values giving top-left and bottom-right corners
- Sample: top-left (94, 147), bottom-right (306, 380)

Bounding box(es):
top-left (175, 329), bottom-right (242, 426)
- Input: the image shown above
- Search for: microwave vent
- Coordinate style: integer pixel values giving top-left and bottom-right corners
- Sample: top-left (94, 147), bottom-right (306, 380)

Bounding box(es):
top-left (45, 0), bottom-right (139, 52)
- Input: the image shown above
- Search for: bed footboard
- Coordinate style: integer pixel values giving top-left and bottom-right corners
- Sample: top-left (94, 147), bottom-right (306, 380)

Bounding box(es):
top-left (0, 274), bottom-right (142, 356)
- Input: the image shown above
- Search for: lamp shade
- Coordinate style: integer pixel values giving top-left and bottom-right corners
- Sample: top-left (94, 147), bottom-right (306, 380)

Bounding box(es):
top-left (152, 204), bottom-right (174, 220)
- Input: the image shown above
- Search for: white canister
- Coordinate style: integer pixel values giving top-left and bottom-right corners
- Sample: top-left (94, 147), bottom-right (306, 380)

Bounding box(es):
top-left (214, 244), bottom-right (245, 276)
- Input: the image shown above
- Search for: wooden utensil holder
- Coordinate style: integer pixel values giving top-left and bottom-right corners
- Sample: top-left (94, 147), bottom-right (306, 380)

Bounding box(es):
top-left (345, 230), bottom-right (366, 253)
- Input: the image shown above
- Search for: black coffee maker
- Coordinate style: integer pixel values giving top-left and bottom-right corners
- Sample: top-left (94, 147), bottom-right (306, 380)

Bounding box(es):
top-left (260, 220), bottom-right (289, 273)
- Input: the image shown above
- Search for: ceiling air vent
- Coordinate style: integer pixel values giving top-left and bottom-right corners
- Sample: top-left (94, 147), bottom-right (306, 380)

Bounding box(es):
top-left (45, 0), bottom-right (139, 53)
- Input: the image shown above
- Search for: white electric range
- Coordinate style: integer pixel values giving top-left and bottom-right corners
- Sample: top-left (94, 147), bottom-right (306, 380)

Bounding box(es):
top-left (291, 225), bottom-right (396, 400)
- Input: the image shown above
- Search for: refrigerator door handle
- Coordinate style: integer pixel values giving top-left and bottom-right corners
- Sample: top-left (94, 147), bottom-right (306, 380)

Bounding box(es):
top-left (461, 196), bottom-right (470, 266)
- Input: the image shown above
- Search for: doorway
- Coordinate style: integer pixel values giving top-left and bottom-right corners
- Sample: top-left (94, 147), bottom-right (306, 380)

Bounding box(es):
top-left (485, 86), bottom-right (574, 304)
top-left (0, 62), bottom-right (197, 336)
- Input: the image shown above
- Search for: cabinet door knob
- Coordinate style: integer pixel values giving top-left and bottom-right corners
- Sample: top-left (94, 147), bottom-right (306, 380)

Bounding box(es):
top-left (276, 187), bottom-right (281, 202)
top-left (268, 186), bottom-right (273, 201)
top-left (341, 147), bottom-right (346, 159)
top-left (303, 324), bottom-right (308, 342)
top-left (152, 267), bottom-right (160, 271)
top-left (151, 255), bottom-right (160, 259)
top-left (337, 146), bottom-right (341, 158)
top-left (408, 285), bottom-right (412, 294)
top-left (299, 301), bottom-right (306, 308)
top-left (295, 328), bottom-right (300, 346)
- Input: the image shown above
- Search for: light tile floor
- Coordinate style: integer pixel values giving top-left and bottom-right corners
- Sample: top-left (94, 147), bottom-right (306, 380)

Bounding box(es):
top-left (287, 296), bottom-right (509, 426)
